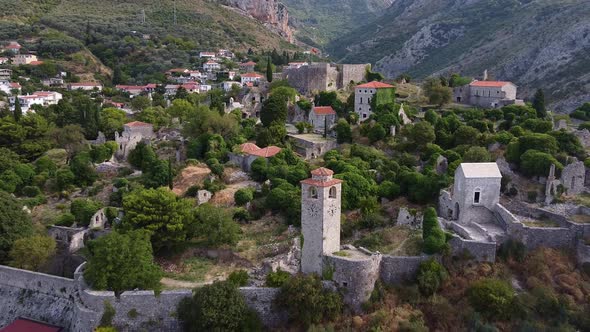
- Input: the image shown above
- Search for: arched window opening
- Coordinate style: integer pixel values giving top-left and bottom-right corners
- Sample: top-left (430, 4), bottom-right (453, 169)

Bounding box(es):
top-left (329, 186), bottom-right (337, 198)
top-left (309, 186), bottom-right (318, 199)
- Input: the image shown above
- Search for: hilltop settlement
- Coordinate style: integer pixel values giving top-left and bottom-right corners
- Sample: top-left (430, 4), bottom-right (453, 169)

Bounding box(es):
top-left (0, 37), bottom-right (590, 332)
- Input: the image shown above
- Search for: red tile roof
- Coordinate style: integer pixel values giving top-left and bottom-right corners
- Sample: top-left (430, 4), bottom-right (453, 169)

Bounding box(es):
top-left (240, 61), bottom-right (256, 66)
top-left (239, 143), bottom-right (260, 154)
top-left (356, 81), bottom-right (394, 89)
top-left (300, 178), bottom-right (342, 188)
top-left (242, 73), bottom-right (263, 78)
top-left (6, 42), bottom-right (21, 49)
top-left (125, 121), bottom-right (152, 127)
top-left (470, 81), bottom-right (512, 88)
top-left (29, 61), bottom-right (44, 66)
top-left (311, 167), bottom-right (334, 176)
top-left (70, 82), bottom-right (101, 86)
top-left (249, 146), bottom-right (282, 158)
top-left (1, 318), bottom-right (62, 332)
top-left (116, 85), bottom-right (145, 90)
top-left (312, 106), bottom-right (336, 115)
top-left (9, 83), bottom-right (21, 89)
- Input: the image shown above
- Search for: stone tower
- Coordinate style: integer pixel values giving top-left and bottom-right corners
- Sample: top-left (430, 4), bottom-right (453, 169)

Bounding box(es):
top-left (300, 167), bottom-right (342, 274)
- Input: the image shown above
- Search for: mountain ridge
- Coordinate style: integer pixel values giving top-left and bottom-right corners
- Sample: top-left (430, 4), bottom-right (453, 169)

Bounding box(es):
top-left (325, 0), bottom-right (590, 111)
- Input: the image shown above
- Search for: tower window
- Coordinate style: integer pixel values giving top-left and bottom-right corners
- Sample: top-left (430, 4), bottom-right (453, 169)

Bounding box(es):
top-left (329, 186), bottom-right (337, 198)
top-left (474, 191), bottom-right (481, 204)
top-left (309, 186), bottom-right (318, 199)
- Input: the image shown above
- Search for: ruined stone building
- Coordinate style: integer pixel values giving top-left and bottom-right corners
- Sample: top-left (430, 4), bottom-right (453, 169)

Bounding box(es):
top-left (283, 63), bottom-right (368, 95)
top-left (115, 121), bottom-right (154, 160)
top-left (228, 143), bottom-right (282, 172)
top-left (354, 81), bottom-right (395, 121)
top-left (308, 106), bottom-right (336, 134)
top-left (453, 80), bottom-right (524, 108)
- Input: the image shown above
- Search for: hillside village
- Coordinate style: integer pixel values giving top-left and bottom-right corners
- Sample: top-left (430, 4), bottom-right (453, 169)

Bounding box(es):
top-left (0, 31), bottom-right (590, 332)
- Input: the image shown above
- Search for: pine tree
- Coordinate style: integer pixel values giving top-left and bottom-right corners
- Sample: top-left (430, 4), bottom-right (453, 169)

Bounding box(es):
top-left (532, 89), bottom-right (547, 118)
top-left (112, 65), bottom-right (123, 85)
top-left (13, 96), bottom-right (22, 122)
top-left (266, 58), bottom-right (273, 83)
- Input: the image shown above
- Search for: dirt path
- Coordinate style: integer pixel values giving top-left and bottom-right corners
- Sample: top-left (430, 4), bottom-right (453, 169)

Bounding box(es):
top-left (160, 277), bottom-right (212, 289)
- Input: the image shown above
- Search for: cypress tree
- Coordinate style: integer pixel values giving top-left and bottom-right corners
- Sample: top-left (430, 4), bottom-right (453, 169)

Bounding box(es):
top-left (266, 58), bottom-right (273, 83)
top-left (13, 96), bottom-right (22, 122)
top-left (532, 89), bottom-right (546, 118)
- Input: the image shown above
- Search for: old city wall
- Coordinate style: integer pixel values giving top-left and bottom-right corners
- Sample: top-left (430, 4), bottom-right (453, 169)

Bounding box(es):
top-left (339, 64), bottom-right (368, 87)
top-left (325, 253), bottom-right (381, 311)
top-left (379, 255), bottom-right (432, 284)
top-left (448, 235), bottom-right (496, 262)
top-left (0, 263), bottom-right (286, 331)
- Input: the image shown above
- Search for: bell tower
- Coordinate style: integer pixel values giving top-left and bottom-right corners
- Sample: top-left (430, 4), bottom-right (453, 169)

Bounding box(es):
top-left (300, 167), bottom-right (342, 274)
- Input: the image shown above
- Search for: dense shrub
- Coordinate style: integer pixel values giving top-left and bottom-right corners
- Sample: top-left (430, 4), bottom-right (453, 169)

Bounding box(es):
top-left (275, 274), bottom-right (343, 328)
top-left (234, 188), bottom-right (254, 206)
top-left (497, 239), bottom-right (526, 262)
top-left (416, 259), bottom-right (448, 296)
top-left (227, 270), bottom-right (249, 287)
top-left (468, 279), bottom-right (515, 319)
top-left (177, 281), bottom-right (262, 332)
top-left (422, 208), bottom-right (447, 254)
top-left (265, 268), bottom-right (291, 287)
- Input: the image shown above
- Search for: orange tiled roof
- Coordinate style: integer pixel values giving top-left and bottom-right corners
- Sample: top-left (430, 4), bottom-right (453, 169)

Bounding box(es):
top-left (311, 167), bottom-right (334, 176)
top-left (470, 81), bottom-right (512, 88)
top-left (125, 121), bottom-right (152, 127)
top-left (313, 106), bottom-right (336, 115)
top-left (249, 146), bottom-right (281, 158)
top-left (356, 81), bottom-right (394, 89)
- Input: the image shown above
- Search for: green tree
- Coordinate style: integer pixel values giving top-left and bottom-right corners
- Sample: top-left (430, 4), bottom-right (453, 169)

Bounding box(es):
top-left (532, 89), bottom-right (546, 118)
top-left (50, 124), bottom-right (86, 159)
top-left (138, 106), bottom-right (171, 130)
top-left (193, 203), bottom-right (240, 246)
top-left (9, 235), bottom-right (56, 271)
top-left (335, 119), bottom-right (352, 144)
top-left (234, 188), bottom-right (254, 206)
top-left (463, 146), bottom-right (491, 162)
top-left (368, 123), bottom-right (386, 143)
top-left (121, 187), bottom-right (193, 251)
top-left (403, 121), bottom-right (436, 150)
top-left (416, 258), bottom-right (448, 296)
top-left (84, 230), bottom-right (162, 294)
top-left (423, 77), bottom-right (452, 106)
top-left (99, 108), bottom-right (127, 139)
top-left (174, 86), bottom-right (189, 100)
top-left (131, 96), bottom-right (151, 112)
top-left (468, 278), bottom-right (515, 319)
top-left (0, 191), bottom-right (34, 263)
top-left (70, 152), bottom-right (98, 187)
top-left (260, 94), bottom-right (288, 127)
top-left (520, 150), bottom-right (563, 177)
top-left (334, 172), bottom-right (376, 210)
top-left (177, 281), bottom-right (261, 332)
top-left (266, 57), bottom-right (273, 83)
top-left (70, 198), bottom-right (102, 227)
top-left (13, 96), bottom-right (22, 122)
top-left (275, 274), bottom-right (343, 328)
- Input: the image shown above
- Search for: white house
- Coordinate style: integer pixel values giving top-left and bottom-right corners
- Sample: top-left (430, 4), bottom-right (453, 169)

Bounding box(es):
top-left (68, 82), bottom-right (103, 91)
top-left (241, 73), bottom-right (264, 85)
top-left (10, 91), bottom-right (62, 113)
top-left (462, 81), bottom-right (522, 108)
top-left (203, 61), bottom-right (221, 72)
top-left (5, 41), bottom-right (21, 54)
top-left (199, 51), bottom-right (216, 58)
top-left (0, 81), bottom-right (20, 94)
top-left (0, 57), bottom-right (8, 64)
top-left (354, 81), bottom-right (395, 121)
top-left (222, 81), bottom-right (241, 92)
top-left (13, 54), bottom-right (38, 66)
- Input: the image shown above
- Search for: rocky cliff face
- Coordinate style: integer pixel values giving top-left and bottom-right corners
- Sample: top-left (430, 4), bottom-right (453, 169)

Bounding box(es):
top-left (222, 0), bottom-right (294, 42)
top-left (327, 0), bottom-right (590, 112)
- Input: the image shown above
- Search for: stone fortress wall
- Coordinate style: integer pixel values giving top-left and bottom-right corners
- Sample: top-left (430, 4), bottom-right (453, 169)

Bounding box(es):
top-left (0, 262), bottom-right (284, 331)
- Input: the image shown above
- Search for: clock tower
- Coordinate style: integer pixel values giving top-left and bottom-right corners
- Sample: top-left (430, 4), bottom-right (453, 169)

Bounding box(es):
top-left (300, 167), bottom-right (342, 274)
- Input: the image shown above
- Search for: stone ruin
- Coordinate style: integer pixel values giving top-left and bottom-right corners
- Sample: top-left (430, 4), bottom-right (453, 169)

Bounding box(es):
top-left (545, 159), bottom-right (588, 204)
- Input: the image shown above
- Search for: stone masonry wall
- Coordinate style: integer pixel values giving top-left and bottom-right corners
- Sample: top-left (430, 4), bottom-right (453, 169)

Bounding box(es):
top-left (448, 235), bottom-right (496, 262)
top-left (379, 255), bottom-right (432, 284)
top-left (0, 263), bottom-right (286, 331)
top-left (325, 254), bottom-right (382, 311)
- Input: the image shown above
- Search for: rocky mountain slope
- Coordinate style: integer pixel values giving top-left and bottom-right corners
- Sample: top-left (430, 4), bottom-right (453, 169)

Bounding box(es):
top-left (221, 0), bottom-right (293, 42)
top-left (283, 0), bottom-right (395, 46)
top-left (326, 0), bottom-right (590, 111)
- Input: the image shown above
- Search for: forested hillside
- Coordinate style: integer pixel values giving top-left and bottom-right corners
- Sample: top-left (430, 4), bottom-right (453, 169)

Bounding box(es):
top-left (0, 0), bottom-right (293, 82)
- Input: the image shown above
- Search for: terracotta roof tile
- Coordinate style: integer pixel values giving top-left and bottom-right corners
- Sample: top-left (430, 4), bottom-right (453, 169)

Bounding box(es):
top-left (312, 106), bottom-right (336, 115)
top-left (125, 121), bottom-right (152, 127)
top-left (356, 81), bottom-right (394, 89)
top-left (470, 81), bottom-right (512, 88)
top-left (240, 143), bottom-right (260, 154)
top-left (300, 178), bottom-right (342, 188)
top-left (249, 146), bottom-right (281, 158)
top-left (311, 167), bottom-right (334, 176)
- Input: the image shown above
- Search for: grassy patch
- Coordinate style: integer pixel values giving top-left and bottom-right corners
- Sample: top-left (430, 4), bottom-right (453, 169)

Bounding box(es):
top-left (522, 218), bottom-right (561, 228)
top-left (354, 226), bottom-right (423, 256)
top-left (164, 257), bottom-right (214, 282)
top-left (333, 251), bottom-right (350, 257)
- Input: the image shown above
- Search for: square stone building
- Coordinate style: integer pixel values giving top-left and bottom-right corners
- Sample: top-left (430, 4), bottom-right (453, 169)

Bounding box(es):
top-left (450, 163), bottom-right (502, 225)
